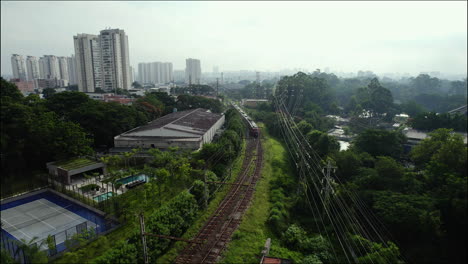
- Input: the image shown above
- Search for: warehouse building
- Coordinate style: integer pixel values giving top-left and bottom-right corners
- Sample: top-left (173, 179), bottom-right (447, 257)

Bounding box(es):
top-left (113, 108), bottom-right (225, 151)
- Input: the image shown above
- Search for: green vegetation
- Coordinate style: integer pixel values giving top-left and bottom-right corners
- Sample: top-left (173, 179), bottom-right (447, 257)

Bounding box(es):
top-left (156, 139), bottom-right (247, 263)
top-left (221, 123), bottom-right (301, 263)
top-left (79, 184), bottom-right (100, 192)
top-left (410, 112), bottom-right (467, 132)
top-left (52, 106), bottom-right (246, 264)
top-left (54, 158), bottom-right (98, 170)
top-left (2, 67), bottom-right (467, 264)
top-left (175, 94), bottom-right (224, 113)
top-left (1, 78), bottom-right (224, 199)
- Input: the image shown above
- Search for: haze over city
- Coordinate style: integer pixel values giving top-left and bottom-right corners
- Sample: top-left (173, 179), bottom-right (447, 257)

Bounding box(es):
top-left (1, 1), bottom-right (467, 77)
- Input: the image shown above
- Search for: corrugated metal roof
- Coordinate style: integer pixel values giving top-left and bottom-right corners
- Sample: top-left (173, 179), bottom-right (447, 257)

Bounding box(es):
top-left (119, 108), bottom-right (223, 138)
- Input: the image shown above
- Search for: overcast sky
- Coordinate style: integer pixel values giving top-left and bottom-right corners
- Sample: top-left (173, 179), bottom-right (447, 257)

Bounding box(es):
top-left (1, 1), bottom-right (467, 76)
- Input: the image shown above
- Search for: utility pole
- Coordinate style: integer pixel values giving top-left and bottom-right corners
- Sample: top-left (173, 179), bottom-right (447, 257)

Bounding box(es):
top-left (204, 171), bottom-right (208, 209)
top-left (139, 213), bottom-right (149, 264)
top-left (321, 160), bottom-right (337, 211)
top-left (216, 78), bottom-right (219, 98)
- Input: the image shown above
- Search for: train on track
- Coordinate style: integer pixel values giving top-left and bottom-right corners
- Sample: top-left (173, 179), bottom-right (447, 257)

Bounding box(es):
top-left (232, 103), bottom-right (260, 138)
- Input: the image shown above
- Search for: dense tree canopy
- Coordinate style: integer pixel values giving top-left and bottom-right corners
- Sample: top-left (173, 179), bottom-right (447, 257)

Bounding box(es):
top-left (353, 129), bottom-right (406, 158)
top-left (410, 112), bottom-right (466, 132)
top-left (1, 78), bottom-right (92, 179)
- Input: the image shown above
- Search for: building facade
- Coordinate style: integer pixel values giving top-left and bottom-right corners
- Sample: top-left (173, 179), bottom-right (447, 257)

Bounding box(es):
top-left (185, 58), bottom-right (201, 85)
top-left (67, 55), bottom-right (78, 85)
top-left (58, 57), bottom-right (69, 82)
top-left (11, 54), bottom-right (27, 81)
top-left (39, 55), bottom-right (61, 80)
top-left (173, 70), bottom-right (185, 83)
top-left (74, 33), bottom-right (102, 92)
top-left (99, 28), bottom-right (131, 91)
top-left (10, 78), bottom-right (35, 93)
top-left (138, 61), bottom-right (173, 85)
top-left (26, 56), bottom-right (40, 81)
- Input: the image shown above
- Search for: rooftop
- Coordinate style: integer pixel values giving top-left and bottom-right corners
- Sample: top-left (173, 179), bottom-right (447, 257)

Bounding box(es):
top-left (53, 158), bottom-right (99, 171)
top-left (404, 128), bottom-right (468, 143)
top-left (119, 108), bottom-right (223, 138)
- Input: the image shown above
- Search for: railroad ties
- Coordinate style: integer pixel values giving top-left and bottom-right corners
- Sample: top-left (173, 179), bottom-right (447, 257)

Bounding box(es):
top-left (175, 137), bottom-right (263, 264)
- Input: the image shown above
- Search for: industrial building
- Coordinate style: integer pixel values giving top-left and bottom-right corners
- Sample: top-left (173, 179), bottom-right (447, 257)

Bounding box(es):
top-left (113, 108), bottom-right (225, 151)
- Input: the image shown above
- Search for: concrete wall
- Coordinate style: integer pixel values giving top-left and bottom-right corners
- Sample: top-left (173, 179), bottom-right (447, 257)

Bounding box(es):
top-left (115, 137), bottom-right (202, 150)
top-left (202, 115), bottom-right (225, 144)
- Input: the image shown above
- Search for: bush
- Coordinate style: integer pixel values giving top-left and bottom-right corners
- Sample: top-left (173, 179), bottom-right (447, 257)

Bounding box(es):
top-left (80, 184), bottom-right (100, 192)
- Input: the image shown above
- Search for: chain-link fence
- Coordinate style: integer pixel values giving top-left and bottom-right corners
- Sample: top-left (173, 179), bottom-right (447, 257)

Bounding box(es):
top-left (1, 217), bottom-right (116, 263)
top-left (1, 174), bottom-right (123, 263)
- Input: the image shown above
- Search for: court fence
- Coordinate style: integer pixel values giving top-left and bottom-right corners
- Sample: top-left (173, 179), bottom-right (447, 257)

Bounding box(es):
top-left (1, 174), bottom-right (125, 264)
top-left (1, 217), bottom-right (116, 263)
top-left (39, 173), bottom-right (128, 220)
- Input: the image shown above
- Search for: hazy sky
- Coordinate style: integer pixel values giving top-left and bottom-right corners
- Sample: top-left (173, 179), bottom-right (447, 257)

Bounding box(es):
top-left (1, 1), bottom-right (467, 76)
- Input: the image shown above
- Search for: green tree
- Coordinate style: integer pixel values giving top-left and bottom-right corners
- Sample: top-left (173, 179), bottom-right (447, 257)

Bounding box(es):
top-left (296, 120), bottom-right (313, 135)
top-left (400, 100), bottom-right (427, 117)
top-left (0, 248), bottom-right (16, 264)
top-left (351, 234), bottom-right (403, 264)
top-left (42, 88), bottom-right (56, 99)
top-left (305, 130), bottom-right (340, 157)
top-left (0, 77), bottom-right (23, 103)
top-left (353, 129), bottom-right (406, 158)
top-left (13, 237), bottom-right (48, 264)
top-left (132, 81), bottom-right (143, 88)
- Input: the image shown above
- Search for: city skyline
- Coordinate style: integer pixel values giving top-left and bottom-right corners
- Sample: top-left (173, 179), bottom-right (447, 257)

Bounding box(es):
top-left (1, 1), bottom-right (467, 77)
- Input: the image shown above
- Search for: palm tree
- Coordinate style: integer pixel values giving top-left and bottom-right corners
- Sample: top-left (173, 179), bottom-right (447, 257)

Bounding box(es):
top-left (14, 237), bottom-right (48, 264)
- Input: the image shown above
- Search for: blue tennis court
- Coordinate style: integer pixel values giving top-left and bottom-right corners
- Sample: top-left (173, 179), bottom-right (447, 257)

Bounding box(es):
top-left (1, 190), bottom-right (114, 255)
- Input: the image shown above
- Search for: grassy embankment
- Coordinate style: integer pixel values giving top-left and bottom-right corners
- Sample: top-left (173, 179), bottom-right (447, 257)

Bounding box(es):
top-left (220, 123), bottom-right (302, 263)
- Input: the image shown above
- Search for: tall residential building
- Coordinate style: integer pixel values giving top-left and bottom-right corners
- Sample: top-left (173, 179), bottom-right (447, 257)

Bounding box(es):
top-left (99, 28), bottom-right (131, 91)
top-left (138, 62), bottom-right (173, 85)
top-left (162, 62), bottom-right (173, 83)
top-left (173, 70), bottom-right (185, 83)
top-left (26, 56), bottom-right (40, 81)
top-left (38, 57), bottom-right (46, 79)
top-left (67, 55), bottom-right (78, 85)
top-left (185, 58), bottom-right (201, 85)
top-left (58, 57), bottom-right (69, 82)
top-left (11, 54), bottom-right (27, 81)
top-left (40, 55), bottom-right (61, 79)
top-left (150, 62), bottom-right (160, 84)
top-left (129, 66), bottom-right (134, 84)
top-left (74, 33), bottom-right (102, 92)
top-left (137, 63), bottom-right (146, 83)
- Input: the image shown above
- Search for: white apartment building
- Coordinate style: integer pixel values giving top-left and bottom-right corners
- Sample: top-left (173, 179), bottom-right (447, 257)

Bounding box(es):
top-left (67, 55), bottom-right (78, 85)
top-left (74, 33), bottom-right (102, 92)
top-left (40, 55), bottom-right (61, 79)
top-left (130, 65), bottom-right (135, 84)
top-left (185, 58), bottom-right (201, 85)
top-left (58, 57), bottom-right (69, 82)
top-left (138, 61), bottom-right (173, 85)
top-left (162, 62), bottom-right (173, 83)
top-left (150, 62), bottom-right (161, 84)
top-left (99, 28), bottom-right (131, 91)
top-left (11, 54), bottom-right (27, 81)
top-left (38, 57), bottom-right (46, 79)
top-left (26, 56), bottom-right (40, 81)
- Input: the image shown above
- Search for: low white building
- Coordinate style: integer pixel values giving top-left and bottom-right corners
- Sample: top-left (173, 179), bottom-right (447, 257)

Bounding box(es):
top-left (113, 108), bottom-right (225, 151)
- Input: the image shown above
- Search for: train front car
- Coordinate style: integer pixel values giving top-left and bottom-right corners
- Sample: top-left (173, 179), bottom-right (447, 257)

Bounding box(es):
top-left (248, 120), bottom-right (260, 138)
top-left (231, 102), bottom-right (260, 138)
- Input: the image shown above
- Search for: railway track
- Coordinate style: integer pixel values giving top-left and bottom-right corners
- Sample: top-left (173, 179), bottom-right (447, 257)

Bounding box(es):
top-left (175, 136), bottom-right (263, 264)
